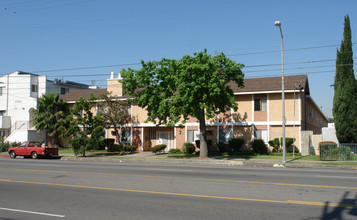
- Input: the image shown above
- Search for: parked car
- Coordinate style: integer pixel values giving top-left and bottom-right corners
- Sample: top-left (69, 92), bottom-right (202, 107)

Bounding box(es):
top-left (8, 141), bottom-right (58, 159)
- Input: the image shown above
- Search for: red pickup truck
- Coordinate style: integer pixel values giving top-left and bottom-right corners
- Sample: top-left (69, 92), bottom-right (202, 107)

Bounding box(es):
top-left (8, 141), bottom-right (58, 159)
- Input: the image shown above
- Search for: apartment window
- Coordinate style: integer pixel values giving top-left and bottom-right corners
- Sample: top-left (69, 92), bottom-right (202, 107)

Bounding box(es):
top-left (254, 129), bottom-right (268, 143)
top-left (187, 130), bottom-right (199, 143)
top-left (31, 84), bottom-right (38, 93)
top-left (254, 98), bottom-right (267, 111)
top-left (0, 111), bottom-right (5, 116)
top-left (121, 129), bottom-right (131, 143)
top-left (219, 129), bottom-right (233, 144)
top-left (0, 87), bottom-right (2, 96)
top-left (60, 87), bottom-right (69, 95)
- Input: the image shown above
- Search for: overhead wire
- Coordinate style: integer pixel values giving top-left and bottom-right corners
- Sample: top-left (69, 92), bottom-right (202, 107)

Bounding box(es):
top-left (0, 42), bottom-right (353, 77)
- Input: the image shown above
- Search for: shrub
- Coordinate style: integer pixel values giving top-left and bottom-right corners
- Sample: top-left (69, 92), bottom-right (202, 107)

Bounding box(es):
top-left (319, 143), bottom-right (352, 161)
top-left (339, 145), bottom-right (353, 161)
top-left (229, 138), bottom-right (244, 152)
top-left (150, 144), bottom-right (167, 154)
top-left (169, 149), bottom-right (182, 154)
top-left (184, 142), bottom-right (196, 154)
top-left (218, 142), bottom-right (226, 153)
top-left (107, 144), bottom-right (123, 152)
top-left (268, 138), bottom-right (296, 153)
top-left (268, 138), bottom-right (280, 152)
top-left (122, 145), bottom-right (137, 154)
top-left (251, 139), bottom-right (267, 154)
top-left (103, 138), bottom-right (115, 150)
top-left (0, 142), bottom-right (11, 152)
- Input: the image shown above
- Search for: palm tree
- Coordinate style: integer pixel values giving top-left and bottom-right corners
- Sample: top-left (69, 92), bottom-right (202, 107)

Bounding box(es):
top-left (33, 92), bottom-right (68, 147)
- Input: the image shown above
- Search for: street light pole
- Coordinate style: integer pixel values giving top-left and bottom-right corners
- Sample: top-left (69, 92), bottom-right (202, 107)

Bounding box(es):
top-left (275, 20), bottom-right (286, 166)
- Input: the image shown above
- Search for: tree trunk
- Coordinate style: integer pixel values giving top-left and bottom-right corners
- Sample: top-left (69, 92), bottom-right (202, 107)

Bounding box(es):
top-left (113, 126), bottom-right (121, 145)
top-left (198, 109), bottom-right (208, 158)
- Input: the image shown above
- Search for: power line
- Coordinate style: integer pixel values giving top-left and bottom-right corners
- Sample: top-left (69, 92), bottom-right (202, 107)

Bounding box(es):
top-left (227, 43), bottom-right (357, 57)
top-left (0, 44), bottom-right (355, 77)
top-left (30, 63), bottom-right (142, 74)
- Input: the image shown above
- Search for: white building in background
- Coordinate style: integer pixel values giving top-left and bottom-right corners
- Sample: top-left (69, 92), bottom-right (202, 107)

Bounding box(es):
top-left (0, 71), bottom-right (96, 143)
top-left (322, 123), bottom-right (339, 144)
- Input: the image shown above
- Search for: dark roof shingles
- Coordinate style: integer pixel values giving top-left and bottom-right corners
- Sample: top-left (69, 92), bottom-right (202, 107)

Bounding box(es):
top-left (229, 75), bottom-right (307, 93)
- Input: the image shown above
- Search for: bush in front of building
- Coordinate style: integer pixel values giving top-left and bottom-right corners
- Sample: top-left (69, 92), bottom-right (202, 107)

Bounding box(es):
top-left (0, 141), bottom-right (21, 152)
top-left (0, 142), bottom-right (10, 152)
top-left (150, 144), bottom-right (167, 154)
top-left (251, 139), bottom-right (267, 154)
top-left (169, 149), bottom-right (182, 154)
top-left (122, 145), bottom-right (138, 154)
top-left (268, 137), bottom-right (297, 153)
top-left (268, 138), bottom-right (280, 152)
top-left (229, 138), bottom-right (244, 152)
top-left (183, 142), bottom-right (196, 154)
top-left (103, 138), bottom-right (115, 150)
top-left (107, 144), bottom-right (122, 152)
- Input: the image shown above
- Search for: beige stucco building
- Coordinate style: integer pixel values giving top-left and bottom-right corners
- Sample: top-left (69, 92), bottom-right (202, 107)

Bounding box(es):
top-left (60, 74), bottom-right (328, 153)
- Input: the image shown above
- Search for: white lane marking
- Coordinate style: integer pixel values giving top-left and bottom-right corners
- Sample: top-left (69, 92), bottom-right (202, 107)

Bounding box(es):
top-left (317, 175), bottom-right (357, 179)
top-left (144, 168), bottom-right (193, 172)
top-left (0, 207), bottom-right (65, 218)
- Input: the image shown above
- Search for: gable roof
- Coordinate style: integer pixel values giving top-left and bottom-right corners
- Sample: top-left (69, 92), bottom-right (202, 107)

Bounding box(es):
top-left (60, 75), bottom-right (310, 102)
top-left (229, 75), bottom-right (309, 94)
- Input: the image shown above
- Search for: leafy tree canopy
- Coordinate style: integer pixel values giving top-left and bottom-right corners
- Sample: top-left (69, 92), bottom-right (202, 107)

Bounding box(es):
top-left (96, 92), bottom-right (130, 144)
top-left (33, 92), bottom-right (68, 146)
top-left (121, 49), bottom-right (244, 125)
top-left (65, 96), bottom-right (104, 156)
top-left (333, 14), bottom-right (357, 143)
top-left (120, 49), bottom-right (244, 157)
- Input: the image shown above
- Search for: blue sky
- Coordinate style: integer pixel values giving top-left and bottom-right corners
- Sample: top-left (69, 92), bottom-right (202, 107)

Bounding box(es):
top-left (0, 0), bottom-right (356, 118)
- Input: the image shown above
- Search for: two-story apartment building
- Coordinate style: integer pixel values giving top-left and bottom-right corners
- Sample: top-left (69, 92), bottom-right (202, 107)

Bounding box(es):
top-left (0, 71), bottom-right (96, 143)
top-left (59, 73), bottom-right (328, 153)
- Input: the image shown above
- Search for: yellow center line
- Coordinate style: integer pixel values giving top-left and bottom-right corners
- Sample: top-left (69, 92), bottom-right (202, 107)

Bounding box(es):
top-left (0, 178), bottom-right (356, 208)
top-left (13, 169), bottom-right (357, 190)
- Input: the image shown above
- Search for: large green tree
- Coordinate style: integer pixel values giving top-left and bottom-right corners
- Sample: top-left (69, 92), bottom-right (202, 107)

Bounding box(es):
top-left (120, 50), bottom-right (244, 158)
top-left (333, 15), bottom-right (357, 143)
top-left (96, 92), bottom-right (130, 145)
top-left (65, 96), bottom-right (105, 156)
top-left (33, 92), bottom-right (68, 147)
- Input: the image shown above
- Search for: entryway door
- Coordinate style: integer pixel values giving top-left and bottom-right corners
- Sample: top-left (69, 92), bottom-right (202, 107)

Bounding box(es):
top-left (157, 132), bottom-right (172, 151)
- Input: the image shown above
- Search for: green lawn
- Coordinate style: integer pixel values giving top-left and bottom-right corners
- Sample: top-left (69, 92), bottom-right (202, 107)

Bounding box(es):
top-left (59, 148), bottom-right (357, 165)
top-left (58, 148), bottom-right (108, 155)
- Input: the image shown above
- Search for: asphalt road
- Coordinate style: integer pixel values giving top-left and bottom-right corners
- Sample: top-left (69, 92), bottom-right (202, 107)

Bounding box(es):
top-left (0, 157), bottom-right (356, 220)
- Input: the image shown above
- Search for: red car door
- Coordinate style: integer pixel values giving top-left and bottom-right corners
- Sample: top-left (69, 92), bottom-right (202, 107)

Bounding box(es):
top-left (17, 142), bottom-right (27, 155)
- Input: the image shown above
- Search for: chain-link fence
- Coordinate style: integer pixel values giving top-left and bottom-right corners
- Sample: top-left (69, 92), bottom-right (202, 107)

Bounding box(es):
top-left (319, 143), bottom-right (356, 161)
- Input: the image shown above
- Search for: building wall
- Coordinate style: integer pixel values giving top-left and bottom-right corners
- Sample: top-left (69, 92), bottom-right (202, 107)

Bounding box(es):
top-left (2, 72), bottom-right (94, 143)
top-left (269, 93), bottom-right (300, 122)
top-left (269, 125), bottom-right (301, 152)
top-left (304, 97), bottom-right (328, 134)
top-left (58, 78), bottom-right (328, 155)
top-left (132, 104), bottom-right (148, 124)
top-left (233, 126), bottom-right (252, 150)
top-left (233, 95), bottom-right (252, 122)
